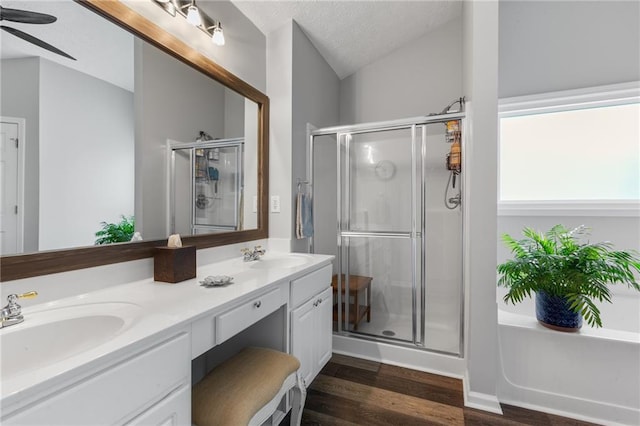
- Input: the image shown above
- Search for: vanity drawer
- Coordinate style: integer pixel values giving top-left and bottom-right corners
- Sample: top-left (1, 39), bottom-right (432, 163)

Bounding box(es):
top-left (5, 332), bottom-right (190, 425)
top-left (216, 287), bottom-right (285, 345)
top-left (291, 264), bottom-right (332, 307)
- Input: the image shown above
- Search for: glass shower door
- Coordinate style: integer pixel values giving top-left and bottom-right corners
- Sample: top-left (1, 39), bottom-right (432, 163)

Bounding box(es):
top-left (336, 127), bottom-right (423, 343)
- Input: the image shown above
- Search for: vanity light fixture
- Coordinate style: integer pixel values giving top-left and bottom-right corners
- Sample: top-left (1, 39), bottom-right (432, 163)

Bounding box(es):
top-left (185, 0), bottom-right (202, 27)
top-left (211, 22), bottom-right (225, 46)
top-left (152, 0), bottom-right (225, 47)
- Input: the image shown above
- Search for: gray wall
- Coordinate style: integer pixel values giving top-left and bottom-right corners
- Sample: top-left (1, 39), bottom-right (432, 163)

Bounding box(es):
top-left (1, 58), bottom-right (40, 252)
top-left (135, 40), bottom-right (226, 240)
top-left (340, 17), bottom-right (463, 124)
top-left (266, 23), bottom-right (294, 243)
top-left (291, 21), bottom-right (340, 253)
top-left (497, 0), bottom-right (640, 290)
top-left (1, 57), bottom-right (134, 251)
top-left (122, 0), bottom-right (266, 92)
top-left (499, 0), bottom-right (640, 98)
top-left (266, 20), bottom-right (340, 249)
top-left (38, 59), bottom-right (134, 250)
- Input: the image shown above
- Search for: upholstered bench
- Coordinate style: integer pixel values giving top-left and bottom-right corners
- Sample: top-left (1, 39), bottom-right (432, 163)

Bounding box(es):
top-left (192, 347), bottom-right (306, 426)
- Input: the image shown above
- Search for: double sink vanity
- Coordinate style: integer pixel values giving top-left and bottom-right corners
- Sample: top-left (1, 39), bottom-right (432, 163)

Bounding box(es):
top-left (0, 252), bottom-right (334, 425)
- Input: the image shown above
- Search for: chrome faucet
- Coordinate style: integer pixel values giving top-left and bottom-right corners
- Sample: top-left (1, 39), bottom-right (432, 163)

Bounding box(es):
top-left (241, 245), bottom-right (266, 262)
top-left (1, 291), bottom-right (38, 329)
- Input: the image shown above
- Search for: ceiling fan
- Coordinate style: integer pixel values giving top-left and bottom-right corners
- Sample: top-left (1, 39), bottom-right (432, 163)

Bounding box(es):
top-left (0, 5), bottom-right (76, 60)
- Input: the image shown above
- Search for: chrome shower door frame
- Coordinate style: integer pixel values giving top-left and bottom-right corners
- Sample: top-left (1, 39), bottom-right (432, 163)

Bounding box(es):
top-left (308, 112), bottom-right (465, 354)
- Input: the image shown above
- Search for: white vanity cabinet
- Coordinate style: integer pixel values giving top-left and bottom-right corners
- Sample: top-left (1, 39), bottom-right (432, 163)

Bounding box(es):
top-left (3, 331), bottom-right (191, 426)
top-left (290, 265), bottom-right (333, 386)
top-left (1, 253), bottom-right (335, 426)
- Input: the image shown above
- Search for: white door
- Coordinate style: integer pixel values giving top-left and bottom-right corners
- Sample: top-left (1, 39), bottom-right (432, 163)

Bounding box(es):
top-left (0, 120), bottom-right (21, 254)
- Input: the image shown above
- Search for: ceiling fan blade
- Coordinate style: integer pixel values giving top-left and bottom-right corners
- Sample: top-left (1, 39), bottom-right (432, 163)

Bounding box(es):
top-left (1, 26), bottom-right (76, 61)
top-left (0, 6), bottom-right (57, 24)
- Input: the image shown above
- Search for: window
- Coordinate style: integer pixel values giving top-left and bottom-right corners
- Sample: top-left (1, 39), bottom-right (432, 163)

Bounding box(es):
top-left (499, 83), bottom-right (640, 216)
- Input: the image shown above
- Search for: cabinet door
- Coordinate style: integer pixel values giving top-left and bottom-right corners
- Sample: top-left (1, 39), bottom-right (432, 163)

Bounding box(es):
top-left (291, 297), bottom-right (316, 386)
top-left (127, 385), bottom-right (190, 425)
top-left (4, 333), bottom-right (190, 425)
top-left (315, 287), bottom-right (333, 371)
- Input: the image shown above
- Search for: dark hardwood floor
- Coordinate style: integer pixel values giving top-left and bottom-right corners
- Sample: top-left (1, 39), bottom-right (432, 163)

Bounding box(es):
top-left (298, 354), bottom-right (597, 426)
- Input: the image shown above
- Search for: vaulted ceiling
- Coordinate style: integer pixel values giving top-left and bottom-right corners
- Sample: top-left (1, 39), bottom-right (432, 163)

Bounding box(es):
top-left (230, 0), bottom-right (462, 79)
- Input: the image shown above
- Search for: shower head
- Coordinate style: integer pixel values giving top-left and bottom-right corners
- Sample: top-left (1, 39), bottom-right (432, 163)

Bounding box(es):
top-left (439, 97), bottom-right (466, 115)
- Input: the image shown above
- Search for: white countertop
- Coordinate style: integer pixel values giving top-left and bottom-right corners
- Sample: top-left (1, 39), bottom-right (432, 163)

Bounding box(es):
top-left (0, 252), bottom-right (333, 411)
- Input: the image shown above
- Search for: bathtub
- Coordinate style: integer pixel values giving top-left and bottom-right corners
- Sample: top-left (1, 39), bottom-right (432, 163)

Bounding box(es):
top-left (497, 288), bottom-right (640, 426)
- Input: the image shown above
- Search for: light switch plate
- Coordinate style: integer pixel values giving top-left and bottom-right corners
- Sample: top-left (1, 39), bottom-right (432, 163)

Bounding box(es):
top-left (270, 195), bottom-right (280, 213)
top-left (252, 195), bottom-right (258, 213)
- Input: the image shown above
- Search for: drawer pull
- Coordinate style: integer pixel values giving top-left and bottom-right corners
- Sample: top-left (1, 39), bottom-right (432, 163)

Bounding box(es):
top-left (254, 300), bottom-right (262, 308)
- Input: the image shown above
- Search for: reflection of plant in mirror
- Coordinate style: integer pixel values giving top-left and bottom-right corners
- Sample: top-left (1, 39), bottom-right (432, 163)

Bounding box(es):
top-left (95, 216), bottom-right (135, 245)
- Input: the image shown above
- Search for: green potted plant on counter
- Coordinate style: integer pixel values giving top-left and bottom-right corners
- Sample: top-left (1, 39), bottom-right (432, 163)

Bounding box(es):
top-left (497, 224), bottom-right (640, 331)
top-left (95, 215), bottom-right (135, 245)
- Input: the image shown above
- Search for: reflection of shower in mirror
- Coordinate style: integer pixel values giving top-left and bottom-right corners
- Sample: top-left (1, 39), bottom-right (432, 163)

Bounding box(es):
top-left (168, 138), bottom-right (244, 235)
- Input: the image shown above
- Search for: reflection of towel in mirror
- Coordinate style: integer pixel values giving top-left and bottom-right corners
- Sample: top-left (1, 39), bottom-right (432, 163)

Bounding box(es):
top-left (296, 192), bottom-right (313, 239)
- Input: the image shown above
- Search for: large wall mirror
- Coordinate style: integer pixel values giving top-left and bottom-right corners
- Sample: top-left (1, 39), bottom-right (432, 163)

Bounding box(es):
top-left (0, 0), bottom-right (269, 281)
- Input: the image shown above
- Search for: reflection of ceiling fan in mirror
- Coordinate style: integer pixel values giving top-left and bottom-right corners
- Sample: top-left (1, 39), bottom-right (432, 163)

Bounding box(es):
top-left (0, 6), bottom-right (76, 60)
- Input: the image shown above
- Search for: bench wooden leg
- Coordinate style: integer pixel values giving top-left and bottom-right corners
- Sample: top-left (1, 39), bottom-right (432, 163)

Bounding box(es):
top-left (290, 372), bottom-right (307, 426)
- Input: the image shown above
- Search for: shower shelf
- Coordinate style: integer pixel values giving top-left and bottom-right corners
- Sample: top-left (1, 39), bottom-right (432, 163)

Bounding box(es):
top-left (331, 274), bottom-right (372, 330)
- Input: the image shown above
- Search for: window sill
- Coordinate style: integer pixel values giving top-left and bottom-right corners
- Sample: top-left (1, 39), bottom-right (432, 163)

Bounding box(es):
top-left (498, 201), bottom-right (640, 217)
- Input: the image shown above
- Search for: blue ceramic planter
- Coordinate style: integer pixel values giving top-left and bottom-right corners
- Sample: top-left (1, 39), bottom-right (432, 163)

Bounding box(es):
top-left (535, 291), bottom-right (582, 332)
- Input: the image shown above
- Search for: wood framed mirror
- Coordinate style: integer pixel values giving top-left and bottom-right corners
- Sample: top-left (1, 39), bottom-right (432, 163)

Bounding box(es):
top-left (0, 0), bottom-right (269, 282)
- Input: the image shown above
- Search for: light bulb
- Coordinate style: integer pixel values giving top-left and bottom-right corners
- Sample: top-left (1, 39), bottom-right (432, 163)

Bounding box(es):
top-left (212, 25), bottom-right (225, 46)
top-left (186, 5), bottom-right (202, 26)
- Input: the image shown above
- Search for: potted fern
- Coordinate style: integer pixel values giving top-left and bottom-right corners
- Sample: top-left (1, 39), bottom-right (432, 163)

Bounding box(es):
top-left (497, 225), bottom-right (640, 331)
top-left (95, 215), bottom-right (135, 245)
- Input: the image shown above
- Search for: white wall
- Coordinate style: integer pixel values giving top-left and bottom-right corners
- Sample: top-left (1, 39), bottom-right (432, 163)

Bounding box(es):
top-left (0, 58), bottom-right (40, 253)
top-left (340, 17), bottom-right (463, 125)
top-left (462, 0), bottom-right (501, 413)
top-left (499, 0), bottom-right (640, 98)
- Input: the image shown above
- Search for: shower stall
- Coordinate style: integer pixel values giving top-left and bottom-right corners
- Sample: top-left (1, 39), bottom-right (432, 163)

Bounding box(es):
top-left (168, 138), bottom-right (244, 235)
top-left (309, 113), bottom-right (464, 356)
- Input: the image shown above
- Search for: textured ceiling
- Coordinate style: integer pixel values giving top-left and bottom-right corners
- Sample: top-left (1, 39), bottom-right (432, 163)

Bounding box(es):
top-left (229, 0), bottom-right (462, 79)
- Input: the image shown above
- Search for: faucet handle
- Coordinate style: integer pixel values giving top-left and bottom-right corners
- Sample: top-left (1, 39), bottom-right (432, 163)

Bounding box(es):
top-left (7, 291), bottom-right (38, 304)
top-left (18, 291), bottom-right (38, 300)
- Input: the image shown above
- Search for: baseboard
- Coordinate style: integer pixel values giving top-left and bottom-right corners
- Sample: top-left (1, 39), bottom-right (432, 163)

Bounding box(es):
top-left (332, 334), bottom-right (465, 379)
top-left (463, 372), bottom-right (503, 414)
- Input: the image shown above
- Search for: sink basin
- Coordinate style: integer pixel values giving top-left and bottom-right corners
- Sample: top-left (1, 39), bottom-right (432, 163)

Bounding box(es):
top-left (248, 254), bottom-right (311, 269)
top-left (1, 302), bottom-right (139, 379)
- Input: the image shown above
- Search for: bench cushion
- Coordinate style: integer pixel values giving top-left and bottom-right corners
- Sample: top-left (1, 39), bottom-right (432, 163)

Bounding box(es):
top-left (192, 347), bottom-right (301, 426)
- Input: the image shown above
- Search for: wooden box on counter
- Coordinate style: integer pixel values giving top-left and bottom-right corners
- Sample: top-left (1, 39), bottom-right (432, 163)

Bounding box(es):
top-left (154, 246), bottom-right (196, 283)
